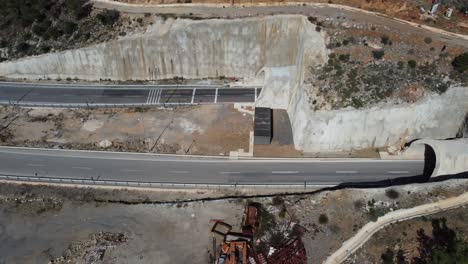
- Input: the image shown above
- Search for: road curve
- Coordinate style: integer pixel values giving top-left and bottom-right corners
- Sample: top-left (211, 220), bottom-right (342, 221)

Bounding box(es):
top-left (0, 147), bottom-right (424, 186)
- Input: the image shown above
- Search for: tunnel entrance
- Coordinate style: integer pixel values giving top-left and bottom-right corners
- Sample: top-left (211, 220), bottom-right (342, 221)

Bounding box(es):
top-left (423, 144), bottom-right (436, 178)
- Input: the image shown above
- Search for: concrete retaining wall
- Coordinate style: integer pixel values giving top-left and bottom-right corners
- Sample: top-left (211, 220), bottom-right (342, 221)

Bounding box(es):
top-left (0, 15), bottom-right (317, 81)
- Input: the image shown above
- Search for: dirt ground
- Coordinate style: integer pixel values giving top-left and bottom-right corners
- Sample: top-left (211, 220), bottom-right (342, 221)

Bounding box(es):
top-left (346, 206), bottom-right (468, 263)
top-left (0, 178), bottom-right (467, 263)
top-left (112, 0), bottom-right (468, 34)
top-left (0, 105), bottom-right (252, 156)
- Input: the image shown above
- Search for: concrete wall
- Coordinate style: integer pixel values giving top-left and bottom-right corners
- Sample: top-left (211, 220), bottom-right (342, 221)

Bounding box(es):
top-left (0, 15), bottom-right (312, 81)
top-left (288, 86), bottom-right (468, 153)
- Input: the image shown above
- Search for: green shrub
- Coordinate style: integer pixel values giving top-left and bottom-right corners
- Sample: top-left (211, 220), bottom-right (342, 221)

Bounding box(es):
top-left (318, 213), bottom-right (329, 224)
top-left (338, 54), bottom-right (350, 62)
top-left (452, 52), bottom-right (468, 72)
top-left (15, 42), bottom-right (30, 53)
top-left (408, 60), bottom-right (417, 69)
top-left (385, 189), bottom-right (399, 199)
top-left (424, 37), bottom-right (432, 44)
top-left (97, 9), bottom-right (121, 26)
top-left (62, 21), bottom-right (78, 35)
top-left (397, 61), bottom-right (404, 69)
top-left (381, 35), bottom-right (390, 45)
top-left (342, 39), bottom-right (349, 45)
top-left (315, 26), bottom-right (322, 32)
top-left (372, 50), bottom-right (385, 60)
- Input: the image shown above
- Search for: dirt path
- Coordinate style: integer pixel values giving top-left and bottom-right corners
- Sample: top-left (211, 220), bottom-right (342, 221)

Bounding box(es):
top-left (324, 191), bottom-right (468, 264)
top-left (91, 0), bottom-right (468, 47)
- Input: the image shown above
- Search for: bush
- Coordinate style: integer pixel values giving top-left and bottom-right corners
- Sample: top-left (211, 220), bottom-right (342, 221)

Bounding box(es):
top-left (381, 248), bottom-right (394, 264)
top-left (385, 189), bottom-right (400, 199)
top-left (318, 213), bottom-right (329, 224)
top-left (315, 26), bottom-right (322, 32)
top-left (97, 9), bottom-right (121, 26)
top-left (424, 37), bottom-right (432, 44)
top-left (62, 21), bottom-right (78, 35)
top-left (372, 50), bottom-right (385, 60)
top-left (381, 35), bottom-right (390, 45)
top-left (397, 61), bottom-right (404, 69)
top-left (272, 196), bottom-right (284, 206)
top-left (408, 60), bottom-right (417, 69)
top-left (32, 20), bottom-right (51, 37)
top-left (15, 42), bottom-right (31, 53)
top-left (452, 52), bottom-right (468, 72)
top-left (338, 54), bottom-right (350, 62)
top-left (342, 39), bottom-right (349, 45)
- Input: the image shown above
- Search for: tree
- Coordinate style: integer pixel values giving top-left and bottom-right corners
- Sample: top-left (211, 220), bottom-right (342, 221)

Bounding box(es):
top-left (452, 52), bottom-right (468, 72)
top-left (381, 248), bottom-right (394, 264)
top-left (97, 9), bottom-right (121, 26)
top-left (396, 249), bottom-right (408, 264)
top-left (408, 60), bottom-right (417, 69)
top-left (381, 35), bottom-right (390, 45)
top-left (372, 50), bottom-right (385, 60)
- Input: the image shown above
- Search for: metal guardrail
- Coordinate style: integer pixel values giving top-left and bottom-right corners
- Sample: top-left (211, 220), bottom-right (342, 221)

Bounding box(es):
top-left (0, 174), bottom-right (334, 189)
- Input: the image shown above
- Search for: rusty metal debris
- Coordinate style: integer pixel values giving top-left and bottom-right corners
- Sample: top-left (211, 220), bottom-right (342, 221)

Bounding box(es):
top-left (211, 204), bottom-right (307, 264)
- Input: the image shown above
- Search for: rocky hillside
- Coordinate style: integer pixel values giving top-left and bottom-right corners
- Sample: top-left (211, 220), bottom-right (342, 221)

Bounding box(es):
top-left (0, 0), bottom-right (154, 62)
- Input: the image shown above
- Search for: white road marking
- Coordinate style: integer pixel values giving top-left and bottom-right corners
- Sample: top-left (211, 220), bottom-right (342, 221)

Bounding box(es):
top-left (272, 171), bottom-right (299, 174)
top-left (26, 163), bottom-right (44, 167)
top-left (214, 88), bottom-right (218, 104)
top-left (153, 89), bottom-right (160, 104)
top-left (336, 171), bottom-right (357, 174)
top-left (387, 171), bottom-right (409, 174)
top-left (191, 88), bottom-right (196, 104)
top-left (121, 169), bottom-right (142, 172)
top-left (156, 89), bottom-right (162, 104)
top-left (220, 171), bottom-right (241, 174)
top-left (169, 171), bottom-right (189, 174)
top-left (72, 166), bottom-right (92, 170)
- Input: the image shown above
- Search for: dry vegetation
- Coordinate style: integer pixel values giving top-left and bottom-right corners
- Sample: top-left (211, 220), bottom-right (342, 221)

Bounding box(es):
top-left (0, 0), bottom-right (156, 61)
top-left (304, 16), bottom-right (467, 110)
top-left (347, 207), bottom-right (468, 264)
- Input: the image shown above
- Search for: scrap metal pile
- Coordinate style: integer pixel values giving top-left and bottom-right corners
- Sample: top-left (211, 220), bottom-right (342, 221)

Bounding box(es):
top-left (211, 204), bottom-right (307, 264)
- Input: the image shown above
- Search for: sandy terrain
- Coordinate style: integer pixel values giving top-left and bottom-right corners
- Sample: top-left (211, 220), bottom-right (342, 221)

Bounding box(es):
top-left (0, 105), bottom-right (252, 156)
top-left (0, 177), bottom-right (467, 263)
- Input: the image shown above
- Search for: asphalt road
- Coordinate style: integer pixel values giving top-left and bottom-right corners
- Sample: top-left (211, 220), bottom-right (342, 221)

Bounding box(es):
top-left (0, 147), bottom-right (425, 186)
top-left (0, 82), bottom-right (260, 107)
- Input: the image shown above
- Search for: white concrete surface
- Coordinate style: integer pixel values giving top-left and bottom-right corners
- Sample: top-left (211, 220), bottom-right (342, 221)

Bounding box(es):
top-left (0, 15), bottom-right (324, 81)
top-left (415, 138), bottom-right (468, 177)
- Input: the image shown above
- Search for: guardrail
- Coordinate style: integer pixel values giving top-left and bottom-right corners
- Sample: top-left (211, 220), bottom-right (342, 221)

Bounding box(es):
top-left (0, 174), bottom-right (334, 189)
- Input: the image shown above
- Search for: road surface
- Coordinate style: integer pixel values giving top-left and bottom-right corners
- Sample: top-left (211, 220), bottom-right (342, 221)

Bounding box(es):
top-left (0, 82), bottom-right (260, 107)
top-left (0, 147), bottom-right (425, 186)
